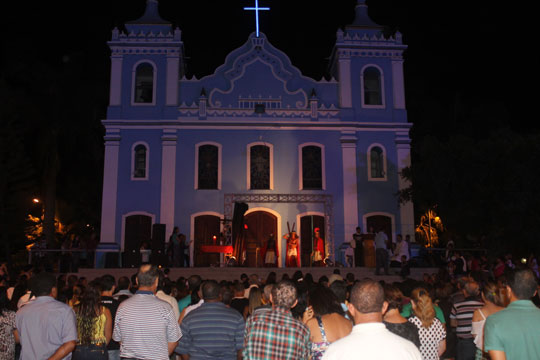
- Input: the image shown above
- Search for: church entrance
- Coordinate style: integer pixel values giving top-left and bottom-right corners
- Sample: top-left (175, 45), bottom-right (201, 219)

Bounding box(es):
top-left (194, 215), bottom-right (221, 267)
top-left (366, 215), bottom-right (393, 243)
top-left (300, 215), bottom-right (325, 267)
top-left (244, 211), bottom-right (277, 267)
top-left (124, 215), bottom-right (152, 251)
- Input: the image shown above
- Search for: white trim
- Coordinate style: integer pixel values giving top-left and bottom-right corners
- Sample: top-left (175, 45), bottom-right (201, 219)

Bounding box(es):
top-left (120, 211), bottom-right (156, 251)
top-left (244, 207), bottom-right (283, 268)
top-left (367, 143), bottom-right (388, 181)
top-left (298, 142), bottom-right (326, 190)
top-left (194, 141), bottom-right (222, 190)
top-left (360, 64), bottom-right (386, 109)
top-left (131, 60), bottom-right (157, 106)
top-left (190, 211), bottom-right (224, 268)
top-left (246, 142), bottom-right (274, 190)
top-left (296, 211), bottom-right (325, 267)
top-left (131, 141), bottom-right (150, 181)
top-left (362, 211), bottom-right (396, 243)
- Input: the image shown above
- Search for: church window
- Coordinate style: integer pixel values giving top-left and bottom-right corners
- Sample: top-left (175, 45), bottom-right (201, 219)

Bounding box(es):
top-left (133, 63), bottom-right (154, 104)
top-left (197, 144), bottom-right (219, 189)
top-left (301, 145), bottom-right (324, 190)
top-left (362, 66), bottom-right (383, 106)
top-left (132, 143), bottom-right (148, 180)
top-left (249, 144), bottom-right (271, 189)
top-left (368, 144), bottom-right (387, 181)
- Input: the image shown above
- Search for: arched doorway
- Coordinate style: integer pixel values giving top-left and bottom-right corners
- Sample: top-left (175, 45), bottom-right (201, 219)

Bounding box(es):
top-left (300, 215), bottom-right (325, 267)
top-left (366, 214), bottom-right (393, 243)
top-left (124, 214), bottom-right (152, 251)
top-left (244, 211), bottom-right (277, 267)
top-left (193, 214), bottom-right (221, 267)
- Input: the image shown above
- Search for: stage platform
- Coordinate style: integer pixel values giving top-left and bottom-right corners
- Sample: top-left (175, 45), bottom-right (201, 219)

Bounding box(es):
top-left (73, 266), bottom-right (438, 283)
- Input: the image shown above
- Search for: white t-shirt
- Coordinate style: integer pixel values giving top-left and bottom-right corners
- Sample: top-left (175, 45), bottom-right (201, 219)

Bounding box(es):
top-left (322, 322), bottom-right (421, 360)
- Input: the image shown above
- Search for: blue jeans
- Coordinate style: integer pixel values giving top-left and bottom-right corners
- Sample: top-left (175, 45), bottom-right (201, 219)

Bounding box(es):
top-left (375, 248), bottom-right (389, 275)
top-left (457, 338), bottom-right (476, 360)
top-left (73, 344), bottom-right (108, 360)
top-left (108, 349), bottom-right (121, 360)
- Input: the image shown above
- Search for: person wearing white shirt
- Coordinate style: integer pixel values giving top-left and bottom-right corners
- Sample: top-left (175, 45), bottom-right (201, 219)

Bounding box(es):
top-left (322, 279), bottom-right (421, 360)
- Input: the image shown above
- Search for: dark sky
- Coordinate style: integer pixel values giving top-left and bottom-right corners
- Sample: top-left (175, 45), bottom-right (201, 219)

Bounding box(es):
top-left (1, 0), bottom-right (534, 133)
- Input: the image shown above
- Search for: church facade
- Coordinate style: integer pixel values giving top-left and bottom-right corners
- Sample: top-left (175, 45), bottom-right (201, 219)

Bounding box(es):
top-left (98, 0), bottom-right (414, 268)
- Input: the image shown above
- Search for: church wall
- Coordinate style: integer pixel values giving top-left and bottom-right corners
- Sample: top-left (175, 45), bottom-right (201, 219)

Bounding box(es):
top-left (114, 129), bottom-right (163, 248)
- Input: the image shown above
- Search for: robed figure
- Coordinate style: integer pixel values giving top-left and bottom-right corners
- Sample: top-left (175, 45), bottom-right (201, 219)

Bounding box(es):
top-left (283, 226), bottom-right (300, 267)
top-left (312, 227), bottom-right (325, 266)
top-left (261, 233), bottom-right (279, 267)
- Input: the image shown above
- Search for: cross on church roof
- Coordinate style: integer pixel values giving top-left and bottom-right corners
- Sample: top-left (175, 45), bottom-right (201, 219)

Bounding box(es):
top-left (243, 0), bottom-right (270, 37)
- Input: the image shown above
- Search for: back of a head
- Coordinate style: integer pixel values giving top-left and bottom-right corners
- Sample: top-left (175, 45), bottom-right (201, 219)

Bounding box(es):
top-left (262, 284), bottom-right (273, 302)
top-left (220, 285), bottom-right (233, 305)
top-left (188, 275), bottom-right (202, 292)
top-left (481, 282), bottom-right (505, 307)
top-left (249, 274), bottom-right (259, 285)
top-left (100, 274), bottom-right (116, 292)
top-left (117, 276), bottom-right (130, 291)
top-left (201, 280), bottom-right (220, 301)
top-left (507, 268), bottom-right (538, 300)
top-left (248, 286), bottom-right (263, 314)
top-left (384, 284), bottom-right (404, 312)
top-left (271, 280), bottom-right (297, 308)
top-left (329, 280), bottom-right (347, 303)
top-left (30, 272), bottom-right (57, 297)
top-left (137, 265), bottom-right (159, 287)
top-left (350, 279), bottom-right (384, 314)
top-left (233, 281), bottom-right (245, 294)
top-left (309, 285), bottom-right (343, 316)
top-left (411, 287), bottom-right (435, 328)
top-left (463, 281), bottom-right (480, 298)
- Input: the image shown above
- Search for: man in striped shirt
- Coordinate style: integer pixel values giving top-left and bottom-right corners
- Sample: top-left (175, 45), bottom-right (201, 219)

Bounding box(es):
top-left (113, 265), bottom-right (181, 360)
top-left (243, 280), bottom-right (311, 360)
top-left (450, 280), bottom-right (483, 360)
top-left (176, 280), bottom-right (245, 359)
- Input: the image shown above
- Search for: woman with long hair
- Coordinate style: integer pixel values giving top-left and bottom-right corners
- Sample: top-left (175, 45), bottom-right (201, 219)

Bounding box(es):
top-left (383, 284), bottom-right (420, 348)
top-left (408, 287), bottom-right (446, 360)
top-left (305, 286), bottom-right (352, 360)
top-left (0, 286), bottom-right (19, 360)
top-left (471, 282), bottom-right (505, 360)
top-left (245, 286), bottom-right (263, 318)
top-left (72, 282), bottom-right (112, 359)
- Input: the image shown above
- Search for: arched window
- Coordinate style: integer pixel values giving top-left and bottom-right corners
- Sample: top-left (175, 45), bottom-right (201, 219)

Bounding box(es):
top-left (368, 145), bottom-right (386, 180)
top-left (133, 144), bottom-right (148, 179)
top-left (197, 144), bottom-right (219, 189)
top-left (301, 145), bottom-right (324, 190)
top-left (133, 63), bottom-right (154, 103)
top-left (363, 66), bottom-right (382, 106)
top-left (248, 144), bottom-right (272, 190)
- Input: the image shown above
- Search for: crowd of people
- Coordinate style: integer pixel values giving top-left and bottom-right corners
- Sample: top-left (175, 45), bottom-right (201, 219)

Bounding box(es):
top-left (1, 259), bottom-right (540, 360)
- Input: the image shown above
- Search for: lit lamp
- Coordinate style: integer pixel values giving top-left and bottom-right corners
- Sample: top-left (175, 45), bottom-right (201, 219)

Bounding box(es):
top-left (212, 235), bottom-right (217, 245)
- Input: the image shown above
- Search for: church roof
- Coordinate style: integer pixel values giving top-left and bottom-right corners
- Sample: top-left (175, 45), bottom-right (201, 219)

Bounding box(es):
top-left (126, 0), bottom-right (170, 25)
top-left (349, 0), bottom-right (382, 29)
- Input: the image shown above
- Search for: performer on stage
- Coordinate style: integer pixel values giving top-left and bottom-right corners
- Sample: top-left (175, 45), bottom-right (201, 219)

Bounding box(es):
top-left (261, 233), bottom-right (279, 267)
top-left (312, 227), bottom-right (325, 267)
top-left (283, 230), bottom-right (300, 267)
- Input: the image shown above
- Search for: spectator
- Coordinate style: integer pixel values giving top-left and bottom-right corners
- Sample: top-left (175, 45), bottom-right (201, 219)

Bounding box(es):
top-left (408, 288), bottom-right (446, 359)
top-left (176, 280), bottom-right (245, 359)
top-left (72, 282), bottom-right (112, 359)
top-left (382, 284), bottom-right (420, 348)
top-left (178, 275), bottom-right (201, 313)
top-left (16, 272), bottom-right (77, 360)
top-left (329, 280), bottom-right (351, 319)
top-left (374, 227), bottom-right (389, 276)
top-left (244, 274), bottom-right (260, 298)
top-left (252, 284), bottom-right (273, 316)
top-left (1, 286), bottom-right (19, 360)
top-left (155, 272), bottom-right (180, 322)
top-left (484, 268), bottom-right (540, 359)
top-left (246, 286), bottom-right (263, 318)
top-left (450, 281), bottom-right (484, 360)
top-left (99, 274), bottom-right (121, 360)
top-left (305, 286), bottom-right (352, 359)
top-left (231, 281), bottom-right (249, 316)
top-left (69, 284), bottom-right (84, 308)
top-left (322, 279), bottom-right (421, 359)
top-left (243, 280), bottom-right (311, 359)
top-left (470, 282), bottom-right (505, 360)
top-left (113, 265), bottom-right (181, 360)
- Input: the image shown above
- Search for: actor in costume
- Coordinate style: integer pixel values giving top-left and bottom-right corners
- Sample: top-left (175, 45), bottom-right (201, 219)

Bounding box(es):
top-left (261, 233), bottom-right (279, 267)
top-left (283, 230), bottom-right (300, 267)
top-left (312, 227), bottom-right (325, 266)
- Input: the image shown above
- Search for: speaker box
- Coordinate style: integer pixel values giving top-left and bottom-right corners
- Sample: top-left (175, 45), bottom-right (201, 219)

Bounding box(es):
top-left (105, 252), bottom-right (120, 268)
top-left (152, 223), bottom-right (166, 252)
top-left (123, 249), bottom-right (141, 268)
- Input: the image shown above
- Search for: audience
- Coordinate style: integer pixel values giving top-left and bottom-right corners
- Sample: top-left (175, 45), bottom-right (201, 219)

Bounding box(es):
top-left (408, 288), bottom-right (446, 359)
top-left (99, 274), bottom-right (121, 360)
top-left (72, 281), bottom-right (112, 359)
top-left (0, 286), bottom-right (19, 360)
top-left (382, 284), bottom-right (420, 347)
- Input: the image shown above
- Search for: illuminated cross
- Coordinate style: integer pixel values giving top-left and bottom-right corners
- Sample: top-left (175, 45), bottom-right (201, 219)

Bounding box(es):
top-left (244, 0), bottom-right (270, 37)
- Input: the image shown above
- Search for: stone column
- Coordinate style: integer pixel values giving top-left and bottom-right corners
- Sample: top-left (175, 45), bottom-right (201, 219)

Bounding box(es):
top-left (392, 59), bottom-right (406, 109)
top-left (395, 130), bottom-right (414, 237)
top-left (160, 129), bottom-right (177, 237)
top-left (341, 132), bottom-right (359, 254)
top-left (338, 51), bottom-right (352, 108)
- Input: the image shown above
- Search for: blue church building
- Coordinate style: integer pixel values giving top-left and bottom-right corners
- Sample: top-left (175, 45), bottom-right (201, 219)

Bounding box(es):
top-left (98, 0), bottom-right (414, 268)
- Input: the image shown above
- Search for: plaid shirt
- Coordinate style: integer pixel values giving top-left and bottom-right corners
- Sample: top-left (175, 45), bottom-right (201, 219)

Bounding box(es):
top-left (243, 306), bottom-right (311, 360)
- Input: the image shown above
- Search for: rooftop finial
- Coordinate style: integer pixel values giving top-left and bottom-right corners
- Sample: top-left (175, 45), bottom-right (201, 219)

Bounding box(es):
top-left (244, 0), bottom-right (270, 37)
